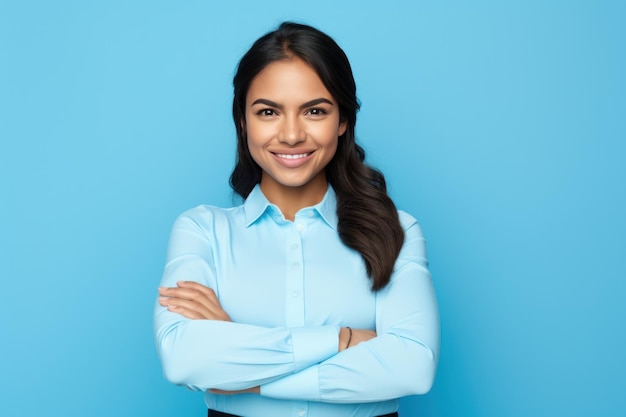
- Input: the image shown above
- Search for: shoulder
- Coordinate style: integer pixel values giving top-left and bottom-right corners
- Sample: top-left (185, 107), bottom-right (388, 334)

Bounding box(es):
top-left (398, 210), bottom-right (424, 237)
top-left (396, 210), bottom-right (428, 268)
top-left (172, 203), bottom-right (244, 233)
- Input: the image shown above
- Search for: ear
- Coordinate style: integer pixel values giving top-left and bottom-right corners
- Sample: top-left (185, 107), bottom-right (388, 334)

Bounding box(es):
top-left (240, 118), bottom-right (246, 133)
top-left (338, 119), bottom-right (348, 137)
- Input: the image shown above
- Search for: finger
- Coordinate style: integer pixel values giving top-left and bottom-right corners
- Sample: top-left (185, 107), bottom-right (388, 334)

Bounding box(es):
top-left (168, 284), bottom-right (228, 319)
top-left (160, 295), bottom-right (230, 321)
top-left (159, 296), bottom-right (215, 319)
top-left (165, 304), bottom-right (205, 320)
top-left (176, 281), bottom-right (221, 304)
top-left (160, 286), bottom-right (218, 313)
top-left (161, 284), bottom-right (219, 307)
top-left (160, 283), bottom-right (221, 310)
top-left (159, 284), bottom-right (231, 321)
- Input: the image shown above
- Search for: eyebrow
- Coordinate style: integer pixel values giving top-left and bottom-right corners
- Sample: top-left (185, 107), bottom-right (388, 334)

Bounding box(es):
top-left (250, 97), bottom-right (334, 110)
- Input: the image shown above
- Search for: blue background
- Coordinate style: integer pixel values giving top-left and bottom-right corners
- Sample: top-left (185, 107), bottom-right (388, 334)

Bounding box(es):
top-left (1, 1), bottom-right (625, 416)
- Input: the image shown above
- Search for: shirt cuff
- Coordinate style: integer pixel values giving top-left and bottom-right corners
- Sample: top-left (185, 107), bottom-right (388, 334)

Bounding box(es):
top-left (261, 365), bottom-right (321, 401)
top-left (290, 326), bottom-right (339, 371)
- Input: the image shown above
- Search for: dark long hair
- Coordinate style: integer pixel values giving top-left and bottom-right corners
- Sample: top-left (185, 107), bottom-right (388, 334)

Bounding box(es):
top-left (230, 22), bottom-right (404, 291)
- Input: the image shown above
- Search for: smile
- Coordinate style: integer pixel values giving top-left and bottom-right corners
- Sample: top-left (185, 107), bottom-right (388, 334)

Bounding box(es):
top-left (270, 151), bottom-right (315, 168)
top-left (274, 152), bottom-right (312, 160)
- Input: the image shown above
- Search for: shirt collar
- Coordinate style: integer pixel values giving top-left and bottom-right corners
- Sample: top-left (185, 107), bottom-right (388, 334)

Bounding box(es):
top-left (315, 185), bottom-right (338, 230)
top-left (243, 185), bottom-right (271, 227)
top-left (243, 184), bottom-right (338, 230)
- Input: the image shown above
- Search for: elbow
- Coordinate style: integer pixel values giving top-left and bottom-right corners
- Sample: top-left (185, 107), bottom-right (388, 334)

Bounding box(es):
top-left (158, 343), bottom-right (197, 387)
top-left (160, 353), bottom-right (191, 386)
top-left (411, 350), bottom-right (437, 395)
top-left (155, 325), bottom-right (207, 388)
top-left (405, 344), bottom-right (439, 396)
top-left (158, 344), bottom-right (212, 392)
top-left (412, 364), bottom-right (436, 395)
top-left (384, 355), bottom-right (437, 398)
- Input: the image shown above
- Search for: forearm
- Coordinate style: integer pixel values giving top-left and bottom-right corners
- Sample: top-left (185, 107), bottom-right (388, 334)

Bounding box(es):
top-left (261, 258), bottom-right (440, 403)
top-left (154, 307), bottom-right (340, 391)
top-left (260, 329), bottom-right (437, 403)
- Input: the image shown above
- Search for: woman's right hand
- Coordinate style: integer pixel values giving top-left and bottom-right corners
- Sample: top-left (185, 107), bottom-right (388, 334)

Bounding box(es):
top-left (158, 281), bottom-right (231, 322)
top-left (338, 327), bottom-right (376, 352)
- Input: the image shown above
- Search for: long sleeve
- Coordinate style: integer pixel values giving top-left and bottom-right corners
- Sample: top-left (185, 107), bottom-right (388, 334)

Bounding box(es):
top-left (153, 212), bottom-right (341, 391)
top-left (155, 187), bottom-right (440, 415)
top-left (260, 214), bottom-right (440, 402)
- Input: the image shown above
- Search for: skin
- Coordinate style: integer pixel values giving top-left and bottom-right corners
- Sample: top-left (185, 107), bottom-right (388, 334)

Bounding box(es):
top-left (245, 57), bottom-right (347, 220)
top-left (158, 57), bottom-right (376, 394)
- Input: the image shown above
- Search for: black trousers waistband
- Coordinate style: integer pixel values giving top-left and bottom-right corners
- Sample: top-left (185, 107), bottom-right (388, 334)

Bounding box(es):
top-left (208, 410), bottom-right (398, 417)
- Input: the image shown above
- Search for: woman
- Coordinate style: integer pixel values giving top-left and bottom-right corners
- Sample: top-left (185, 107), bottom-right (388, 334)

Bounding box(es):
top-left (155, 22), bottom-right (439, 417)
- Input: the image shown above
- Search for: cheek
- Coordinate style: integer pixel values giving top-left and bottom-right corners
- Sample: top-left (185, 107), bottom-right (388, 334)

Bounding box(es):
top-left (245, 122), bottom-right (270, 167)
top-left (246, 118), bottom-right (273, 144)
top-left (245, 122), bottom-right (262, 150)
top-left (246, 134), bottom-right (262, 162)
top-left (318, 124), bottom-right (342, 149)
top-left (328, 138), bottom-right (339, 159)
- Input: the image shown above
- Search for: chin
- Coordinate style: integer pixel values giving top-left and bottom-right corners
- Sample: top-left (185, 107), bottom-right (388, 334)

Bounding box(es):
top-left (265, 171), bottom-right (326, 191)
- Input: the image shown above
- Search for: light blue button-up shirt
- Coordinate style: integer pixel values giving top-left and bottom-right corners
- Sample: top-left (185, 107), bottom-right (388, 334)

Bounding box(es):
top-left (154, 185), bottom-right (439, 417)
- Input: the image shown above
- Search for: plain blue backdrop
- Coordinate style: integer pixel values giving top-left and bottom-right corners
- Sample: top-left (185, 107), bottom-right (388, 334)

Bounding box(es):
top-left (1, 1), bottom-right (625, 416)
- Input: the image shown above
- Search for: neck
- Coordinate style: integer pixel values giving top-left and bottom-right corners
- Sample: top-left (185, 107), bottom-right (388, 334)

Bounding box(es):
top-left (260, 174), bottom-right (328, 221)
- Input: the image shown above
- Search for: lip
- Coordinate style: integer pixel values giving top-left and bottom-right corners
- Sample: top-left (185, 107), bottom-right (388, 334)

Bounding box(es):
top-left (270, 150), bottom-right (315, 168)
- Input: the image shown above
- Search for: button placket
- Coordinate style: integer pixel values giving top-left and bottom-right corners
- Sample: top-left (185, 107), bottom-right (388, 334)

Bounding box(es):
top-left (284, 223), bottom-right (305, 327)
top-left (292, 402), bottom-right (309, 417)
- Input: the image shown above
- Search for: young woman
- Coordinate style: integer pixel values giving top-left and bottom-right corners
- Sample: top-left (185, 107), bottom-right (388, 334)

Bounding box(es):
top-left (155, 22), bottom-right (439, 417)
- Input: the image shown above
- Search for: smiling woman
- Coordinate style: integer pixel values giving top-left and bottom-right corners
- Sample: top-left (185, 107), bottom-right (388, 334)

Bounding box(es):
top-left (245, 57), bottom-right (346, 219)
top-left (154, 22), bottom-right (440, 417)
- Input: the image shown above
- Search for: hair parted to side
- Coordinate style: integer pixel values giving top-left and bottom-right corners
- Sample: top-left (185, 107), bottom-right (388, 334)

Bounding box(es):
top-left (230, 21), bottom-right (404, 291)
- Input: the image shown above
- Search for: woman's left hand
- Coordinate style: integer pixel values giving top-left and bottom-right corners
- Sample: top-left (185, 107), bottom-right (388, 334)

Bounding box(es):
top-left (158, 281), bottom-right (231, 321)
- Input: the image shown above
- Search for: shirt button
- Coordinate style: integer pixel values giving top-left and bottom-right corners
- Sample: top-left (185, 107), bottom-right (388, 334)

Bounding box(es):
top-left (296, 223), bottom-right (304, 232)
top-left (297, 409), bottom-right (305, 416)
top-left (291, 262), bottom-right (299, 269)
top-left (290, 243), bottom-right (299, 250)
top-left (307, 211), bottom-right (314, 218)
top-left (291, 290), bottom-right (300, 298)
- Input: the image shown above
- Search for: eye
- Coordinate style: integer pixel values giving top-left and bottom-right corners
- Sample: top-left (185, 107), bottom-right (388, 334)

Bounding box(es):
top-left (306, 107), bottom-right (328, 117)
top-left (256, 108), bottom-right (277, 117)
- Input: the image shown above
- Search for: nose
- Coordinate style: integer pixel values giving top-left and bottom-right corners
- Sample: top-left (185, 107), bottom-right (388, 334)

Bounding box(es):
top-left (278, 114), bottom-right (305, 145)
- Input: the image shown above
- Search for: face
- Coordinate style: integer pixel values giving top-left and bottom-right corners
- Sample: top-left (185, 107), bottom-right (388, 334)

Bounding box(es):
top-left (244, 57), bottom-right (347, 199)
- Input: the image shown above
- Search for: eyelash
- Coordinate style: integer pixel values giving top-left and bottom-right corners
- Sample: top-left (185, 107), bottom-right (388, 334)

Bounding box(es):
top-left (307, 108), bottom-right (327, 116)
top-left (255, 108), bottom-right (328, 117)
top-left (256, 108), bottom-right (277, 117)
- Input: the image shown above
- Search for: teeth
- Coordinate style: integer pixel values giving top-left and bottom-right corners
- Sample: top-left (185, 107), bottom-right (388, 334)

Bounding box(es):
top-left (276, 153), bottom-right (310, 159)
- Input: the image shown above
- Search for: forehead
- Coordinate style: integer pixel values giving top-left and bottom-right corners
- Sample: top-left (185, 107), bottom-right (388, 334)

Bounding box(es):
top-left (246, 58), bottom-right (334, 104)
